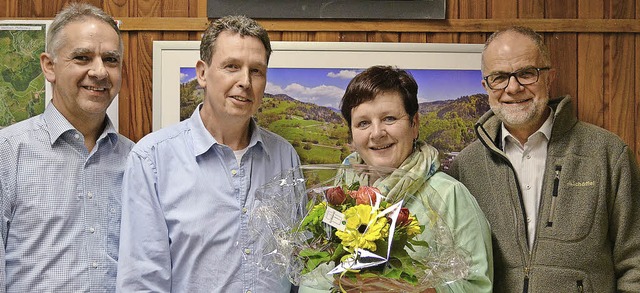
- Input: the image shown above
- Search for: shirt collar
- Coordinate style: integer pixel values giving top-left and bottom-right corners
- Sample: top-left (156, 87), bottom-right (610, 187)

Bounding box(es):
top-left (188, 104), bottom-right (267, 157)
top-left (42, 103), bottom-right (119, 147)
top-left (501, 107), bottom-right (555, 148)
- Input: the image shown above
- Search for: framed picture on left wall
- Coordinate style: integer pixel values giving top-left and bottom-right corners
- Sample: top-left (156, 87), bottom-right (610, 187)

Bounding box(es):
top-left (0, 20), bottom-right (119, 130)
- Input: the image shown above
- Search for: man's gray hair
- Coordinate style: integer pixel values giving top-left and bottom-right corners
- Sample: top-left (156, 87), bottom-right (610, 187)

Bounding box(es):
top-left (46, 3), bottom-right (122, 58)
top-left (482, 26), bottom-right (551, 70)
top-left (200, 15), bottom-right (271, 65)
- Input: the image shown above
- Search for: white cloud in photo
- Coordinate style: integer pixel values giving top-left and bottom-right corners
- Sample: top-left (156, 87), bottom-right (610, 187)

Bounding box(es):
top-left (327, 70), bottom-right (359, 79)
top-left (180, 72), bottom-right (195, 83)
top-left (265, 82), bottom-right (345, 109)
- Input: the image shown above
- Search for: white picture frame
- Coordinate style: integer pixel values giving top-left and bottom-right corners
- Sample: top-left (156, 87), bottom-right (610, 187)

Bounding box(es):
top-left (152, 41), bottom-right (484, 131)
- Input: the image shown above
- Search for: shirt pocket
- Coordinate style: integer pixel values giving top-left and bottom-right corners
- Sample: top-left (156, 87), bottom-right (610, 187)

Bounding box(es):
top-left (106, 191), bottom-right (122, 261)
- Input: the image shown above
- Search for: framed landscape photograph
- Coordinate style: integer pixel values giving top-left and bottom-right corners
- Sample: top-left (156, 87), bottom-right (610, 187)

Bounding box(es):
top-left (0, 20), bottom-right (119, 130)
top-left (153, 41), bottom-right (488, 166)
top-left (0, 20), bottom-right (50, 128)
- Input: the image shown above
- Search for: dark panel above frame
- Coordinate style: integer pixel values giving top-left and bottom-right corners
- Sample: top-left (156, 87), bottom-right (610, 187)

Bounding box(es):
top-left (207, 0), bottom-right (446, 20)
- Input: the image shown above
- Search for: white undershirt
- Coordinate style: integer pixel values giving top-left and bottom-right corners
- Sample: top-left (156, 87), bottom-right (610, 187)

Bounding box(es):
top-left (501, 108), bottom-right (554, 250)
top-left (233, 147), bottom-right (249, 165)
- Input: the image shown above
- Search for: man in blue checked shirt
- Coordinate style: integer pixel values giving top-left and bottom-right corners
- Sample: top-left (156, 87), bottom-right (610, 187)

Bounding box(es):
top-left (116, 15), bottom-right (301, 292)
top-left (0, 3), bottom-right (133, 292)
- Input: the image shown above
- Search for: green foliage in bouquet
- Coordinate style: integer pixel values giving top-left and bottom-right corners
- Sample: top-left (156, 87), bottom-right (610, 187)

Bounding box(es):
top-left (295, 181), bottom-right (431, 287)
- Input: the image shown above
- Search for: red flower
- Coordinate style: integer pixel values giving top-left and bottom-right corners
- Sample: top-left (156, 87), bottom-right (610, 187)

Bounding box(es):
top-left (395, 208), bottom-right (411, 226)
top-left (326, 186), bottom-right (347, 205)
top-left (350, 186), bottom-right (379, 206)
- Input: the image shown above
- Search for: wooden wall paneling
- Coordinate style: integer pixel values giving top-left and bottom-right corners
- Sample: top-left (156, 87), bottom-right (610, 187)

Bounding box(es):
top-left (546, 1), bottom-right (578, 110)
top-left (519, 0), bottom-right (545, 18)
top-left (487, 0), bottom-right (518, 19)
top-left (428, 0), bottom-right (458, 43)
top-left (605, 0), bottom-right (637, 154)
top-left (161, 0), bottom-right (189, 17)
top-left (636, 33), bottom-right (639, 162)
top-left (281, 31), bottom-right (309, 41)
top-left (400, 32), bottom-right (427, 43)
top-left (124, 32), bottom-right (142, 140)
top-left (196, 0), bottom-right (207, 17)
top-left (576, 0), bottom-right (605, 127)
top-left (119, 32), bottom-right (133, 138)
top-left (39, 1), bottom-right (60, 16)
top-left (3, 2), bottom-right (10, 17)
top-left (546, 33), bottom-right (578, 102)
top-left (267, 31), bottom-right (283, 41)
top-left (190, 31), bottom-right (203, 40)
top-left (605, 33), bottom-right (636, 154)
top-left (128, 0), bottom-right (161, 141)
top-left (636, 0), bottom-right (640, 162)
top-left (339, 32), bottom-right (368, 42)
top-left (127, 32), bottom-right (158, 141)
top-left (134, 0), bottom-right (161, 17)
top-left (367, 32), bottom-right (399, 42)
top-left (310, 32), bottom-right (341, 42)
top-left (546, 0), bottom-right (578, 18)
top-left (105, 0), bottom-right (129, 17)
top-left (605, 0), bottom-right (635, 18)
top-left (3, 1), bottom-right (11, 17)
top-left (161, 0), bottom-right (191, 40)
top-left (105, 0), bottom-right (131, 137)
top-left (16, 1), bottom-right (37, 17)
top-left (576, 33), bottom-right (605, 126)
top-left (427, 33), bottom-right (458, 43)
top-left (458, 0), bottom-right (486, 44)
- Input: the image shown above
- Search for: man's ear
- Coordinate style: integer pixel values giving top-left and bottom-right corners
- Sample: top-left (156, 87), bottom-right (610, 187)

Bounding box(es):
top-left (547, 68), bottom-right (557, 85)
top-left (481, 79), bottom-right (490, 92)
top-left (195, 60), bottom-right (208, 88)
top-left (40, 52), bottom-right (56, 83)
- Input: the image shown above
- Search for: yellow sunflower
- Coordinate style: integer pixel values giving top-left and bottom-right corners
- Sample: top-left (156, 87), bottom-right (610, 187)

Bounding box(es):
top-left (404, 215), bottom-right (423, 236)
top-left (335, 205), bottom-right (389, 252)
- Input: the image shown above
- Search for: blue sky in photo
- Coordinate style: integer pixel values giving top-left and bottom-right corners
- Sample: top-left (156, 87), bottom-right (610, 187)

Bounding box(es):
top-left (180, 67), bottom-right (485, 109)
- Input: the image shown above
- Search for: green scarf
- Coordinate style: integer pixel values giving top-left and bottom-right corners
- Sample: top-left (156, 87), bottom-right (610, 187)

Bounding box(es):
top-left (342, 141), bottom-right (440, 202)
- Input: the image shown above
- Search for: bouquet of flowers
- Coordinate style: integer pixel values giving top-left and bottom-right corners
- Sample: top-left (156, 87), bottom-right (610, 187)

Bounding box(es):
top-left (249, 164), bottom-right (469, 292)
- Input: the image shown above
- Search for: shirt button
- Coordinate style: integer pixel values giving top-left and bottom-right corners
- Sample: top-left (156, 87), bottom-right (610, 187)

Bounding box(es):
top-left (89, 227), bottom-right (95, 233)
top-left (91, 262), bottom-right (98, 268)
top-left (74, 133), bottom-right (80, 140)
top-left (87, 192), bottom-right (93, 199)
top-left (242, 207), bottom-right (248, 214)
top-left (246, 291), bottom-right (252, 293)
top-left (526, 155), bottom-right (531, 159)
top-left (244, 248), bottom-right (251, 255)
top-left (527, 218), bottom-right (531, 223)
top-left (231, 169), bottom-right (238, 175)
top-left (526, 185), bottom-right (531, 190)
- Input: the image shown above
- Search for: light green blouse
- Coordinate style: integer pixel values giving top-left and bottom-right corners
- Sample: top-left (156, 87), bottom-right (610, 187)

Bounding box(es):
top-left (299, 142), bottom-right (493, 292)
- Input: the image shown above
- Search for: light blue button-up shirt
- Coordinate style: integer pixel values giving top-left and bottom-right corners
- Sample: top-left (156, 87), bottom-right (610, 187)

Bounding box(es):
top-left (117, 105), bottom-right (300, 292)
top-left (0, 104), bottom-right (134, 292)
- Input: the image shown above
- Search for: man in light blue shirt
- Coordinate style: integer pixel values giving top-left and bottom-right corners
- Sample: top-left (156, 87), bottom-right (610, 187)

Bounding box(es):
top-left (116, 15), bottom-right (301, 292)
top-left (0, 3), bottom-right (133, 292)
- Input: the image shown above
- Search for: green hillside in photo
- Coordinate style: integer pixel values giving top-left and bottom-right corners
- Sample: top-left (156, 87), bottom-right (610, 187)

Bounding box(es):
top-left (179, 76), bottom-right (488, 165)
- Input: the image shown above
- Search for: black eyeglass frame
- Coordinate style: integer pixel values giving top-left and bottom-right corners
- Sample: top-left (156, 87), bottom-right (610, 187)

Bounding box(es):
top-left (483, 67), bottom-right (551, 90)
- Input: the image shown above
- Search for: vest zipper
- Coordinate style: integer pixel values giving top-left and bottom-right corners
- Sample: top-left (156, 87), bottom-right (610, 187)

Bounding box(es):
top-left (546, 166), bottom-right (562, 227)
top-left (577, 280), bottom-right (584, 293)
top-left (523, 266), bottom-right (530, 293)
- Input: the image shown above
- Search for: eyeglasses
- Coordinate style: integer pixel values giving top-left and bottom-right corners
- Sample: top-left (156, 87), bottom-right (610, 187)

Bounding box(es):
top-left (483, 67), bottom-right (551, 90)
